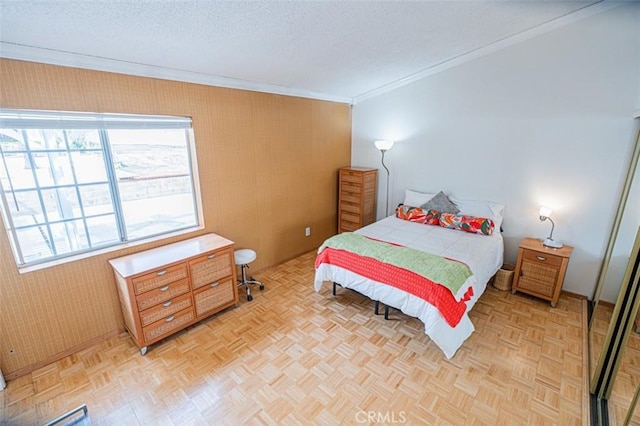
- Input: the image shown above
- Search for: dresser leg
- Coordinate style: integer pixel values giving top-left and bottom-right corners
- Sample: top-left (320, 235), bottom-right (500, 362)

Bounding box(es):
top-left (140, 346), bottom-right (148, 356)
top-left (550, 301), bottom-right (557, 308)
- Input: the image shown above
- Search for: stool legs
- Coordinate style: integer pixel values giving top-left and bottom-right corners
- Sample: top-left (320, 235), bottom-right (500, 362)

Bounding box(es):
top-left (238, 263), bottom-right (264, 301)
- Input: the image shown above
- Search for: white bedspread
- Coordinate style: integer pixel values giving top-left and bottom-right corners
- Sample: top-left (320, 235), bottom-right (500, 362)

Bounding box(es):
top-left (314, 216), bottom-right (504, 358)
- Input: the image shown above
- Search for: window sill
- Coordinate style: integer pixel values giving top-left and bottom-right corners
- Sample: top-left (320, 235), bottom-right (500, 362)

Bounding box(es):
top-left (16, 225), bottom-right (205, 274)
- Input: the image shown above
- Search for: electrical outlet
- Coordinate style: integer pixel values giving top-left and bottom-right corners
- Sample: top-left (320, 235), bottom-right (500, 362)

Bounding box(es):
top-left (305, 227), bottom-right (311, 237)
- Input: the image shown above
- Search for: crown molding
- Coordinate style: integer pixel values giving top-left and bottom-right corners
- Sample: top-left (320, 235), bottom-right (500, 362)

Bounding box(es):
top-left (353, 1), bottom-right (620, 103)
top-left (0, 42), bottom-right (354, 105)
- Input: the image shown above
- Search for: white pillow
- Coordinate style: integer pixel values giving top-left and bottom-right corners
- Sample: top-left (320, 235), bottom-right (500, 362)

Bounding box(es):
top-left (451, 197), bottom-right (505, 231)
top-left (403, 189), bottom-right (436, 207)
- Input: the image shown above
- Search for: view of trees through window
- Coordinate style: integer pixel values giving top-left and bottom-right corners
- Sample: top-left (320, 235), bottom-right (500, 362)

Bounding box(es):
top-left (0, 113), bottom-right (199, 267)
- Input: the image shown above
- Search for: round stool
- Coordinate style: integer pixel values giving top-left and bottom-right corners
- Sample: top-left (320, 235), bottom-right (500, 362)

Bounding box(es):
top-left (234, 249), bottom-right (264, 301)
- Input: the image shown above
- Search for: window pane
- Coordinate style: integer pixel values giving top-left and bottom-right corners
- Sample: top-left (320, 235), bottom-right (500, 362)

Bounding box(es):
top-left (50, 220), bottom-right (89, 254)
top-left (8, 190), bottom-right (44, 227)
top-left (109, 129), bottom-right (197, 240)
top-left (71, 151), bottom-right (108, 184)
top-left (32, 151), bottom-right (75, 187)
top-left (16, 226), bottom-right (54, 263)
top-left (67, 130), bottom-right (101, 150)
top-left (86, 215), bottom-right (120, 246)
top-left (78, 184), bottom-right (115, 216)
top-left (0, 151), bottom-right (36, 190)
top-left (41, 187), bottom-right (81, 221)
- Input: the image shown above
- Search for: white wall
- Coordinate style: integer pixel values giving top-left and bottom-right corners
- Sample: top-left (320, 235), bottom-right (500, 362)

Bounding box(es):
top-left (352, 4), bottom-right (640, 299)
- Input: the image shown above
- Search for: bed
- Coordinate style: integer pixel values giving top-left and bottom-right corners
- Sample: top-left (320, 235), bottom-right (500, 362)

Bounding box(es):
top-left (314, 190), bottom-right (505, 359)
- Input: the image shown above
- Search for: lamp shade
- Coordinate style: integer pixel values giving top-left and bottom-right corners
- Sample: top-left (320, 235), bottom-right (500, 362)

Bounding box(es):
top-left (374, 140), bottom-right (394, 151)
top-left (539, 206), bottom-right (552, 218)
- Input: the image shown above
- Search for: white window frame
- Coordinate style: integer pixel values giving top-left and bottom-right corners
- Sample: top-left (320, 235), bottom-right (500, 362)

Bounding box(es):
top-left (0, 109), bottom-right (204, 272)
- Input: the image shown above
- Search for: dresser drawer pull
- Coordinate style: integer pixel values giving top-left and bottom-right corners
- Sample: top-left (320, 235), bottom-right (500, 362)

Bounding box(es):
top-left (210, 281), bottom-right (219, 288)
top-left (536, 256), bottom-right (547, 261)
top-left (156, 269), bottom-right (168, 276)
top-left (163, 300), bottom-right (172, 307)
top-left (159, 285), bottom-right (170, 292)
top-left (165, 315), bottom-right (175, 322)
top-left (207, 253), bottom-right (216, 259)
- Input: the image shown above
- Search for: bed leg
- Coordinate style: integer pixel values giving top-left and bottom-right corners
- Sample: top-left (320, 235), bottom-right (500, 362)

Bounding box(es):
top-left (384, 305), bottom-right (390, 320)
top-left (374, 301), bottom-right (380, 315)
top-left (333, 282), bottom-right (339, 296)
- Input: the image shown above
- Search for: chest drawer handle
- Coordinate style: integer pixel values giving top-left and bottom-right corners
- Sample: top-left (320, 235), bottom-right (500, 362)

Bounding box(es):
top-left (210, 281), bottom-right (219, 288)
top-left (207, 253), bottom-right (216, 259)
top-left (159, 285), bottom-right (170, 292)
top-left (156, 269), bottom-right (168, 276)
top-left (536, 256), bottom-right (547, 261)
top-left (163, 300), bottom-right (172, 307)
top-left (165, 315), bottom-right (174, 322)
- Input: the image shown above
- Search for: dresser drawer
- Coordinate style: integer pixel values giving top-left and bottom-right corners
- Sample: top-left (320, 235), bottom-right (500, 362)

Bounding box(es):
top-left (340, 221), bottom-right (360, 232)
top-left (139, 292), bottom-right (193, 327)
top-left (189, 249), bottom-right (233, 290)
top-left (341, 181), bottom-right (362, 193)
top-left (341, 211), bottom-right (361, 223)
top-left (340, 172), bottom-right (363, 184)
top-left (522, 249), bottom-right (563, 268)
top-left (341, 193), bottom-right (362, 204)
top-left (143, 307), bottom-right (194, 343)
top-left (136, 278), bottom-right (190, 311)
top-left (132, 263), bottom-right (188, 295)
top-left (340, 203), bottom-right (362, 214)
top-left (194, 277), bottom-right (236, 317)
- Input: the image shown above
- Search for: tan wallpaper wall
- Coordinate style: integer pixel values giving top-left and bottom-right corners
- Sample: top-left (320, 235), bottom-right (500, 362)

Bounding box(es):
top-left (0, 59), bottom-right (351, 378)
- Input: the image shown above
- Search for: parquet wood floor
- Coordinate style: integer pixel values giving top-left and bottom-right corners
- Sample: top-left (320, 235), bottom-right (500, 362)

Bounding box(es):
top-left (1, 251), bottom-right (588, 425)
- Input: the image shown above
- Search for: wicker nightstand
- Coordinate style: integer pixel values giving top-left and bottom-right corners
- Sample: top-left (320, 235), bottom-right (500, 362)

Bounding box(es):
top-left (511, 238), bottom-right (573, 307)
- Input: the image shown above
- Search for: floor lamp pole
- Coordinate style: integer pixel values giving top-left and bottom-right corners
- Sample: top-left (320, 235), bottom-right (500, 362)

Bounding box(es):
top-left (380, 149), bottom-right (390, 217)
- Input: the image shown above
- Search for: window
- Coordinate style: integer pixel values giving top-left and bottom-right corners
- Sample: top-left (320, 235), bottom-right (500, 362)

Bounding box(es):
top-left (0, 109), bottom-right (201, 268)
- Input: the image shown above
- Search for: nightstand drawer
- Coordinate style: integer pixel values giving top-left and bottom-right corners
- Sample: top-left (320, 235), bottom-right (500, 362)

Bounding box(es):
top-left (522, 249), bottom-right (563, 268)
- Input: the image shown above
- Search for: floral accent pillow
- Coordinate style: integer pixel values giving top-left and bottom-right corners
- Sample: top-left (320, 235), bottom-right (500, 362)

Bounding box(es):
top-left (395, 204), bottom-right (440, 225)
top-left (439, 213), bottom-right (495, 235)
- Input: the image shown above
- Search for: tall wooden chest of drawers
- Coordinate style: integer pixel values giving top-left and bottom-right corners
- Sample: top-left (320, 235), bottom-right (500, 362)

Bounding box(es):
top-left (338, 167), bottom-right (378, 233)
top-left (511, 238), bottom-right (573, 308)
top-left (109, 233), bottom-right (238, 355)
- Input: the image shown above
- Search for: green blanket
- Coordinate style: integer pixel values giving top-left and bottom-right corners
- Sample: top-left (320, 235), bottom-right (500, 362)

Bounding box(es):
top-left (319, 232), bottom-right (472, 296)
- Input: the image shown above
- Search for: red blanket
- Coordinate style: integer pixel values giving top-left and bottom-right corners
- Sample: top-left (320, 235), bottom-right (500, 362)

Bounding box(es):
top-left (315, 247), bottom-right (474, 327)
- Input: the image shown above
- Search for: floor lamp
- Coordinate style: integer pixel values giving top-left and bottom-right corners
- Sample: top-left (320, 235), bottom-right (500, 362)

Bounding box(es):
top-left (374, 140), bottom-right (394, 217)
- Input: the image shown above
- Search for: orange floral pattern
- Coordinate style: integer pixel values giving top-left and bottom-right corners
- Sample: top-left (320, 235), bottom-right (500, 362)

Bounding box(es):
top-left (395, 204), bottom-right (440, 225)
top-left (439, 213), bottom-right (495, 235)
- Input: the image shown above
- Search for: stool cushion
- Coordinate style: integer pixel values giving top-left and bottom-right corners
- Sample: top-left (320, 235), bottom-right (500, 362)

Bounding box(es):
top-left (234, 249), bottom-right (257, 265)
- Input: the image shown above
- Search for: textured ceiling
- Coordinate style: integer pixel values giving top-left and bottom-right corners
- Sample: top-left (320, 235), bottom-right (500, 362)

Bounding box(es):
top-left (0, 1), bottom-right (606, 103)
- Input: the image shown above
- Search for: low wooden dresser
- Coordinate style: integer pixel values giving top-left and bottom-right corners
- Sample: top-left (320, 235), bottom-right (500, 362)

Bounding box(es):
top-left (338, 167), bottom-right (378, 233)
top-left (109, 233), bottom-right (238, 355)
top-left (511, 237), bottom-right (573, 307)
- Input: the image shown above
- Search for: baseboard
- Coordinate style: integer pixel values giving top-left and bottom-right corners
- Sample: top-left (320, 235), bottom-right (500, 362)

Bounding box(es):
top-left (562, 290), bottom-right (588, 300)
top-left (4, 328), bottom-right (124, 381)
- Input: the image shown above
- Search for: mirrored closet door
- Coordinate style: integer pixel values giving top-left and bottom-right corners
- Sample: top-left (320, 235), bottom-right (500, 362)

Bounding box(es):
top-left (589, 120), bottom-right (640, 425)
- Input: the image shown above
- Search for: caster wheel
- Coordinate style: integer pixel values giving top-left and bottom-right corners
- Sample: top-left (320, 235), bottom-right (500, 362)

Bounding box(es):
top-left (247, 294), bottom-right (253, 301)
top-left (259, 284), bottom-right (265, 291)
top-left (140, 347), bottom-right (148, 356)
